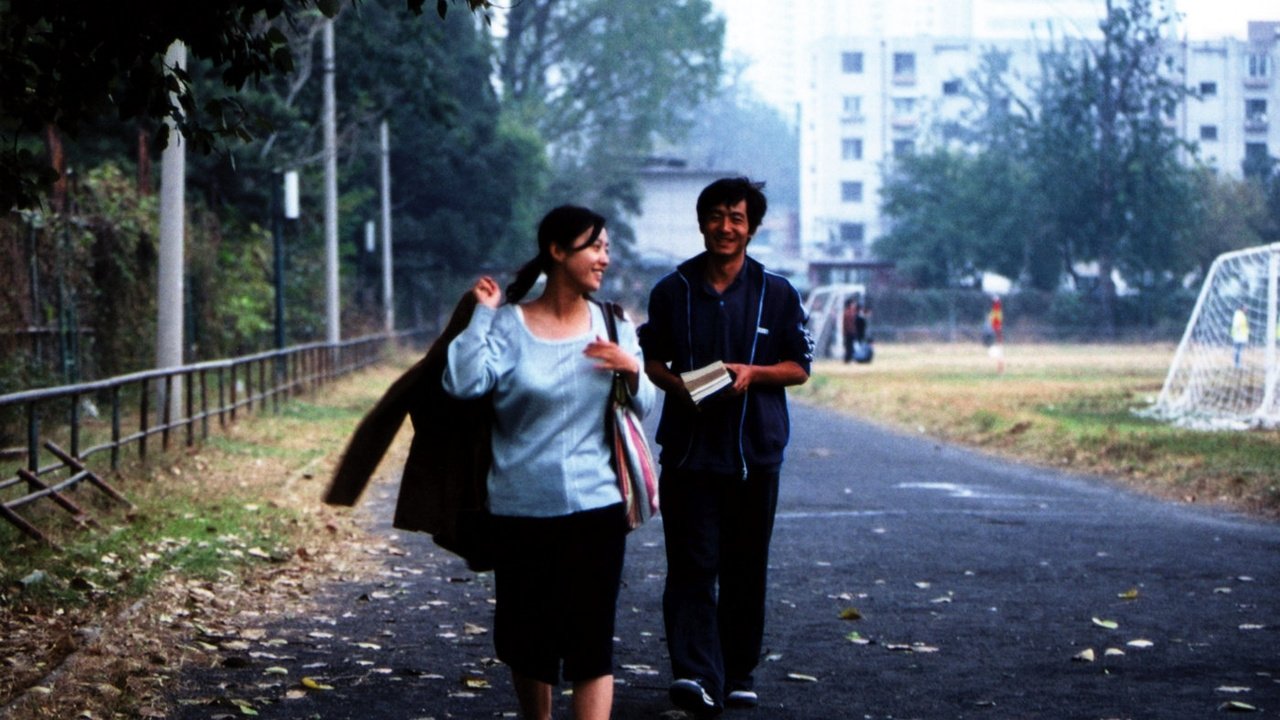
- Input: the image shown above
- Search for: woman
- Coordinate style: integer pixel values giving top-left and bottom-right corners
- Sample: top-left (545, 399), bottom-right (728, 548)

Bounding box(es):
top-left (442, 205), bottom-right (655, 720)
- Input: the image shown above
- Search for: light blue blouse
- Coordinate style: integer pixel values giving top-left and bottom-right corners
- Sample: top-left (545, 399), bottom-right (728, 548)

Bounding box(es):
top-left (442, 302), bottom-right (656, 518)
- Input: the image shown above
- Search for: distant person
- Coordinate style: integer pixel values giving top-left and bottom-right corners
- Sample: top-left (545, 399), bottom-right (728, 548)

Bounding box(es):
top-left (842, 297), bottom-right (860, 363)
top-left (1231, 305), bottom-right (1249, 368)
top-left (853, 305), bottom-right (873, 363)
top-left (639, 177), bottom-right (812, 715)
top-left (443, 205), bottom-right (655, 720)
top-left (987, 296), bottom-right (1005, 374)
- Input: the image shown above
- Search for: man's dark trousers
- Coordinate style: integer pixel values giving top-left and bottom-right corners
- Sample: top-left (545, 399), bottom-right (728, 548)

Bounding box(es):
top-left (660, 465), bottom-right (780, 701)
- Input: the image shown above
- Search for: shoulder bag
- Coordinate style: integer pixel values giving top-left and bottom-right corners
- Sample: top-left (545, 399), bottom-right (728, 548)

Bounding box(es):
top-left (600, 301), bottom-right (660, 530)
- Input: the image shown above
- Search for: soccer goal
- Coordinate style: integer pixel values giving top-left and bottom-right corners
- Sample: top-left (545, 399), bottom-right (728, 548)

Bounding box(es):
top-left (804, 283), bottom-right (865, 359)
top-left (1149, 243), bottom-right (1280, 429)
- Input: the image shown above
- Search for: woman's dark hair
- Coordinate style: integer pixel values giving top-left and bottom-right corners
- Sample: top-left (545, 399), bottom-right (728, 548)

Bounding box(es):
top-left (696, 176), bottom-right (768, 234)
top-left (506, 205), bottom-right (607, 303)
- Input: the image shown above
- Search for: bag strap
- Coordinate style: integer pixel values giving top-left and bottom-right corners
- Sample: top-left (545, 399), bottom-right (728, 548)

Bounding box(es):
top-left (599, 299), bottom-right (620, 344)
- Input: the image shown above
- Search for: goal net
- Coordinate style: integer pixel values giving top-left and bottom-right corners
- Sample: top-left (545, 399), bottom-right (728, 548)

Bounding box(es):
top-left (1149, 243), bottom-right (1280, 429)
top-left (804, 283), bottom-right (865, 359)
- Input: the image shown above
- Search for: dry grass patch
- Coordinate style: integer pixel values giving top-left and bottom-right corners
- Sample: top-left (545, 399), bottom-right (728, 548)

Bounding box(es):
top-left (0, 360), bottom-right (416, 719)
top-left (796, 342), bottom-right (1280, 517)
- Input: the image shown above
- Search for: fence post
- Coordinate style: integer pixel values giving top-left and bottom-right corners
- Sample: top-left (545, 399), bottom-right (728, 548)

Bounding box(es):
top-left (186, 369), bottom-right (195, 447)
top-left (110, 386), bottom-right (121, 470)
top-left (161, 375), bottom-right (172, 451)
top-left (200, 369), bottom-right (209, 440)
top-left (69, 392), bottom-right (80, 458)
top-left (139, 379), bottom-right (149, 462)
top-left (26, 402), bottom-right (38, 474)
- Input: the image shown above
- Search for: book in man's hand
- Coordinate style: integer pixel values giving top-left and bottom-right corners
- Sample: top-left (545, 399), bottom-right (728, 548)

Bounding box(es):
top-left (681, 360), bottom-right (734, 404)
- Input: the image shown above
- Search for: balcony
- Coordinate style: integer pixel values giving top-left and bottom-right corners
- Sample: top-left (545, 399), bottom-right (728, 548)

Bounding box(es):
top-left (892, 72), bottom-right (916, 86)
top-left (1244, 76), bottom-right (1270, 89)
top-left (891, 115), bottom-right (919, 130)
top-left (1244, 115), bottom-right (1268, 133)
top-left (840, 113), bottom-right (866, 125)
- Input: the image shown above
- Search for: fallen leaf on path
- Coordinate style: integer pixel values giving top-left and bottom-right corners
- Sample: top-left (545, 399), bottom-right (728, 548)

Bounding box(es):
top-left (300, 677), bottom-right (333, 690)
top-left (845, 631), bottom-right (871, 645)
top-left (1126, 639), bottom-right (1154, 648)
top-left (838, 607), bottom-right (862, 621)
top-left (1117, 588), bottom-right (1139, 600)
top-left (1220, 701), bottom-right (1258, 712)
top-left (1091, 617), bottom-right (1119, 630)
top-left (1104, 648), bottom-right (1125, 657)
top-left (786, 673), bottom-right (819, 682)
top-left (1217, 686), bottom-right (1251, 693)
top-left (1073, 648), bottom-right (1096, 662)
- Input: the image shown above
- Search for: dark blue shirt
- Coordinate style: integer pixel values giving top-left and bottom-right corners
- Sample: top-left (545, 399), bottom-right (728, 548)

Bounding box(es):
top-left (640, 253), bottom-right (812, 475)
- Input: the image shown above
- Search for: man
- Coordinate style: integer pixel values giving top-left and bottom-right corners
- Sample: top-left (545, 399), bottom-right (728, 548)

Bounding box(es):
top-left (639, 177), bottom-right (812, 715)
top-left (1231, 304), bottom-right (1249, 369)
top-left (841, 297), bottom-right (860, 363)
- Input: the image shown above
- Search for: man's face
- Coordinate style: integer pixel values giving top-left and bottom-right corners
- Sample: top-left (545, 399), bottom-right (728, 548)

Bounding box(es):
top-left (701, 200), bottom-right (751, 261)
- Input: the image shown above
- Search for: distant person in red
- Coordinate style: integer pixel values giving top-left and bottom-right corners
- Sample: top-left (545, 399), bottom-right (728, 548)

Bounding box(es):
top-left (988, 296), bottom-right (1004, 344)
top-left (987, 296), bottom-right (1005, 373)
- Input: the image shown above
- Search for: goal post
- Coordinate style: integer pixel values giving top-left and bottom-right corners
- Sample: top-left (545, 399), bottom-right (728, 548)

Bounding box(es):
top-left (1149, 242), bottom-right (1280, 429)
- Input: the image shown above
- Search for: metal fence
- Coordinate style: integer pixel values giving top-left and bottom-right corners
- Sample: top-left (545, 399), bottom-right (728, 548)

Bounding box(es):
top-left (0, 332), bottom-right (421, 545)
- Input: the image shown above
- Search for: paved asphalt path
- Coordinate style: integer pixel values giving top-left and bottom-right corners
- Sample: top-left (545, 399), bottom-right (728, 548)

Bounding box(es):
top-left (169, 399), bottom-right (1280, 719)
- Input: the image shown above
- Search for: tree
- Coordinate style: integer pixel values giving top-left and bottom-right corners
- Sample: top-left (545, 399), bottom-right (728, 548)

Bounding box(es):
top-left (878, 149), bottom-right (1029, 288)
top-left (496, 0), bottom-right (723, 244)
top-left (0, 0), bottom-right (489, 211)
top-left (1022, 0), bottom-right (1195, 335)
top-left (671, 78), bottom-right (799, 209)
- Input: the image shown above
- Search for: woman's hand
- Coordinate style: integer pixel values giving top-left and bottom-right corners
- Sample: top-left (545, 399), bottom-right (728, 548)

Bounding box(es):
top-left (471, 276), bottom-right (501, 308)
top-left (584, 338), bottom-right (640, 377)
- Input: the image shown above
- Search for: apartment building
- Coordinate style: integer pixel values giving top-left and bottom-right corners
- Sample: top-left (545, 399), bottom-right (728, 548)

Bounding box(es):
top-left (799, 20), bottom-right (1280, 266)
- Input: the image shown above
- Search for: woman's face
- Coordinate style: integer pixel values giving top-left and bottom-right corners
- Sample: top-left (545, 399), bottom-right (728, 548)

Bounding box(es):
top-left (554, 226), bottom-right (610, 294)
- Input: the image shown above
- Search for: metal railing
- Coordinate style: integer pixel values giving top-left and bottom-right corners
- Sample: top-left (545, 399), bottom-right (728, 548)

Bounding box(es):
top-left (0, 332), bottom-right (423, 545)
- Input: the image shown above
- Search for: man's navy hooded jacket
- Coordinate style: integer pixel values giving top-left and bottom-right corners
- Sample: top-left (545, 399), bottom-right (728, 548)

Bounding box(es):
top-left (639, 253), bottom-right (812, 476)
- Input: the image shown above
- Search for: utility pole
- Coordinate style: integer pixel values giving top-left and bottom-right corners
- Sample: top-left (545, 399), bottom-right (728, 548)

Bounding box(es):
top-left (156, 40), bottom-right (187, 421)
top-left (379, 120), bottom-right (394, 335)
top-left (323, 19), bottom-right (340, 345)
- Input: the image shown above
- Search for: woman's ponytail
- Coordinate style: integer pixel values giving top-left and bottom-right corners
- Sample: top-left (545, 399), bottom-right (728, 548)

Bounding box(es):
top-left (505, 254), bottom-right (546, 304)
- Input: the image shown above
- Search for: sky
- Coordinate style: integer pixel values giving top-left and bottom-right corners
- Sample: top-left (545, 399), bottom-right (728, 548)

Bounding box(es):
top-left (1177, 0), bottom-right (1278, 39)
top-left (707, 0), bottom-right (1278, 112)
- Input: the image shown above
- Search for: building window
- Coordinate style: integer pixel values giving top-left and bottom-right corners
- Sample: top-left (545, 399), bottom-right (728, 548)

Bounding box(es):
top-left (841, 95), bottom-right (863, 121)
top-left (1200, 125), bottom-right (1218, 141)
top-left (842, 51), bottom-right (864, 74)
top-left (892, 52), bottom-right (916, 84)
top-left (1246, 98), bottom-right (1267, 120)
top-left (1247, 53), bottom-right (1271, 79)
top-left (841, 138), bottom-right (864, 160)
top-left (839, 223), bottom-right (865, 244)
top-left (1245, 142), bottom-right (1270, 163)
top-left (942, 79), bottom-right (962, 95)
top-left (893, 139), bottom-right (915, 156)
top-left (841, 181), bottom-right (864, 202)
top-left (1199, 81), bottom-right (1217, 96)
top-left (892, 97), bottom-right (916, 114)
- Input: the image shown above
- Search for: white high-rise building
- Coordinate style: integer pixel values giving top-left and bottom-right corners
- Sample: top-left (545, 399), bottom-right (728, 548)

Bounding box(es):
top-left (799, 17), bottom-right (1280, 277)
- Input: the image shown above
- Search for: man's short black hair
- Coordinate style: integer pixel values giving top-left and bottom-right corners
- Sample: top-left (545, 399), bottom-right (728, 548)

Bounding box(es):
top-left (696, 177), bottom-right (768, 234)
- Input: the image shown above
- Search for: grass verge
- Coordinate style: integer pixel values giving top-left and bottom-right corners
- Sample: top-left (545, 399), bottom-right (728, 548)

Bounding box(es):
top-left (0, 358), bottom-right (415, 718)
top-left (793, 342), bottom-right (1280, 517)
